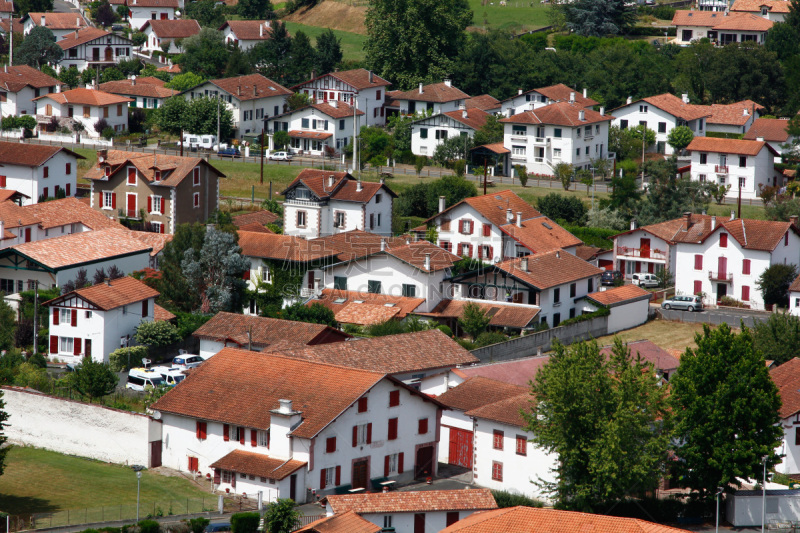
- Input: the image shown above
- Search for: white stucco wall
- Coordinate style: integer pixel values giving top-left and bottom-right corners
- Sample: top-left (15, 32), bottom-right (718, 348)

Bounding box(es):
top-left (356, 510), bottom-right (481, 533)
top-left (777, 416), bottom-right (800, 475)
top-left (2, 151), bottom-right (79, 205)
top-left (688, 146), bottom-right (778, 200)
top-left (434, 203), bottom-right (505, 263)
top-left (611, 101), bottom-right (706, 156)
top-left (613, 229), bottom-right (671, 279)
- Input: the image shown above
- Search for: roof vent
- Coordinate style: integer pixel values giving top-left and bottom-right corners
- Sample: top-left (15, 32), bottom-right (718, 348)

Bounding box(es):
top-left (516, 211), bottom-right (522, 228)
top-left (542, 221), bottom-right (552, 230)
top-left (333, 298), bottom-right (347, 304)
top-left (520, 257), bottom-right (528, 272)
top-left (424, 253), bottom-right (431, 271)
top-left (569, 91), bottom-right (575, 103)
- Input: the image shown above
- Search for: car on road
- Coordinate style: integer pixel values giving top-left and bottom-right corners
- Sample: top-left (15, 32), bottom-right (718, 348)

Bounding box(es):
top-left (631, 273), bottom-right (659, 288)
top-left (111, 24), bottom-right (124, 31)
top-left (269, 151), bottom-right (292, 161)
top-left (601, 270), bottom-right (623, 286)
top-left (661, 295), bottom-right (703, 312)
top-left (217, 147), bottom-right (241, 158)
top-left (205, 523), bottom-right (231, 533)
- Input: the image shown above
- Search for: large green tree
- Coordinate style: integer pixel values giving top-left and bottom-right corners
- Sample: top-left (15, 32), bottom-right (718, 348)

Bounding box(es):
top-left (364, 0), bottom-right (472, 89)
top-left (16, 0), bottom-right (53, 16)
top-left (757, 263), bottom-right (798, 308)
top-left (315, 29), bottom-right (342, 74)
top-left (14, 26), bottom-right (62, 67)
top-left (523, 338), bottom-right (672, 511)
top-left (185, 0), bottom-right (227, 28)
top-left (263, 499), bottom-right (300, 533)
top-left (286, 31), bottom-right (317, 86)
top-left (248, 21), bottom-right (292, 84)
top-left (472, 115), bottom-right (503, 147)
top-left (562, 0), bottom-right (636, 37)
top-left (156, 223), bottom-right (207, 312)
top-left (752, 312), bottom-right (800, 366)
top-left (237, 0), bottom-right (275, 20)
top-left (73, 358), bottom-right (119, 402)
top-left (176, 28), bottom-right (229, 79)
top-left (670, 324), bottom-right (782, 499)
top-left (182, 227), bottom-right (250, 313)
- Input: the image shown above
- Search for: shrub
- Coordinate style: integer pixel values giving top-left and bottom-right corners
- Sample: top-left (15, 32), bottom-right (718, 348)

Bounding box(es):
top-left (188, 517), bottom-right (209, 533)
top-left (535, 193), bottom-right (587, 224)
top-left (95, 118), bottom-right (110, 134)
top-left (719, 296), bottom-right (748, 308)
top-left (474, 331), bottom-right (507, 347)
top-left (436, 324), bottom-right (453, 337)
top-left (109, 345), bottom-right (148, 372)
top-left (515, 164), bottom-right (528, 187)
top-left (138, 520), bottom-right (161, 533)
top-left (101, 126), bottom-right (116, 140)
top-left (230, 512), bottom-right (260, 533)
top-left (342, 324), bottom-right (362, 336)
top-left (491, 490), bottom-right (544, 508)
top-left (556, 306), bottom-right (610, 327)
top-left (365, 320), bottom-right (406, 337)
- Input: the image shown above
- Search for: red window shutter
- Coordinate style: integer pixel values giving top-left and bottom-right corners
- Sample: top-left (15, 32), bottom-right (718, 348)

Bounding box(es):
top-left (251, 429), bottom-right (257, 447)
top-left (388, 418), bottom-right (398, 440)
top-left (352, 425), bottom-right (358, 447)
top-left (196, 421), bottom-right (202, 439)
top-left (326, 436), bottom-right (336, 453)
top-left (239, 428), bottom-right (245, 445)
top-left (112, 193), bottom-right (117, 209)
top-left (43, 187), bottom-right (48, 199)
top-left (53, 309), bottom-right (59, 325)
top-left (487, 246), bottom-right (493, 259)
top-left (188, 457), bottom-right (194, 471)
top-left (74, 338), bottom-right (81, 355)
top-left (66, 163), bottom-right (71, 174)
top-left (99, 191), bottom-right (103, 208)
top-left (66, 184), bottom-right (71, 196)
top-left (200, 422), bottom-right (207, 439)
top-left (743, 259), bottom-right (751, 275)
top-left (694, 254), bottom-right (703, 270)
top-left (213, 469), bottom-right (220, 484)
top-left (43, 167), bottom-right (48, 178)
top-left (231, 473), bottom-right (236, 488)
top-left (320, 469), bottom-right (327, 490)
top-left (366, 423), bottom-right (372, 444)
top-left (0, 176), bottom-right (6, 187)
top-left (389, 390), bottom-right (399, 407)
top-left (267, 430), bottom-right (270, 448)
top-left (720, 233), bottom-right (727, 248)
top-left (787, 232), bottom-right (790, 246)
top-left (358, 397), bottom-right (368, 413)
top-left (71, 309), bottom-right (77, 327)
top-left (398, 452), bottom-right (404, 474)
top-left (477, 246), bottom-right (483, 259)
top-left (384, 455), bottom-right (390, 477)
top-left (223, 424), bottom-right (230, 441)
top-left (142, 300), bottom-right (148, 317)
top-left (160, 200), bottom-right (165, 214)
top-left (468, 244), bottom-right (474, 257)
top-left (742, 285), bottom-right (750, 301)
top-left (483, 223), bottom-right (491, 237)
top-left (49, 335), bottom-right (58, 353)
top-left (335, 465), bottom-right (341, 486)
top-left (128, 167), bottom-right (136, 183)
top-left (458, 220), bottom-right (464, 233)
top-left (693, 280), bottom-right (702, 295)
top-left (160, 224), bottom-right (165, 234)
top-left (148, 196), bottom-right (152, 212)
top-left (418, 418), bottom-right (428, 434)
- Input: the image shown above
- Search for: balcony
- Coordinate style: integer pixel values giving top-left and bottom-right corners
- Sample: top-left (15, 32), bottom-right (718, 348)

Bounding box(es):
top-left (510, 136), bottom-right (527, 143)
top-left (534, 137), bottom-right (546, 144)
top-left (715, 165), bottom-right (728, 174)
top-left (126, 209), bottom-right (139, 219)
top-left (708, 271), bottom-right (733, 282)
top-left (285, 198), bottom-right (325, 207)
top-left (616, 246), bottom-right (667, 260)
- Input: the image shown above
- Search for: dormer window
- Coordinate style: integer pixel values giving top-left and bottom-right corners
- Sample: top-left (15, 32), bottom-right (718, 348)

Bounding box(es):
top-left (761, 6), bottom-right (768, 15)
top-left (104, 166), bottom-right (110, 177)
top-left (154, 170), bottom-right (161, 182)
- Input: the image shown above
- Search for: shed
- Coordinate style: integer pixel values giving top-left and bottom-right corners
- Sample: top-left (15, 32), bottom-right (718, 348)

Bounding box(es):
top-left (584, 284), bottom-right (652, 333)
top-left (727, 489), bottom-right (800, 527)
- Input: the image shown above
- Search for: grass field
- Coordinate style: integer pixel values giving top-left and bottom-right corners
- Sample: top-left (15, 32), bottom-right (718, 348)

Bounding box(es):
top-left (467, 0), bottom-right (551, 32)
top-left (0, 447), bottom-right (210, 516)
top-left (283, 22), bottom-right (367, 62)
top-left (594, 318), bottom-right (711, 354)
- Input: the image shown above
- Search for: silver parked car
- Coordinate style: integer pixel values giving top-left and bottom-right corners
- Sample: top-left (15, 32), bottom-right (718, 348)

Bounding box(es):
top-left (661, 295), bottom-right (703, 312)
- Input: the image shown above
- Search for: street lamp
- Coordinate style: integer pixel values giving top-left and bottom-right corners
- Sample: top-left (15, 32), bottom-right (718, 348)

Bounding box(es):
top-left (589, 166), bottom-right (596, 211)
top-left (132, 465), bottom-right (145, 523)
top-left (762, 455), bottom-right (769, 533)
top-left (715, 486), bottom-right (724, 533)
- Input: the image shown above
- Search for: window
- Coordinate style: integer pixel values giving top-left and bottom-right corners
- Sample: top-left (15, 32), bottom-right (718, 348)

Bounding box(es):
top-left (459, 220), bottom-right (473, 234)
top-left (368, 280), bottom-right (382, 294)
top-left (326, 436), bottom-right (336, 453)
top-left (512, 125), bottom-right (527, 136)
top-left (142, 300), bottom-right (148, 318)
top-left (720, 233), bottom-right (727, 248)
top-left (446, 512), bottom-right (460, 527)
top-left (117, 104), bottom-right (123, 116)
top-left (353, 423), bottom-right (372, 445)
top-left (103, 191), bottom-right (114, 209)
top-left (376, 193), bottom-right (382, 204)
top-left (619, 119), bottom-right (628, 130)
top-left (418, 418), bottom-right (428, 435)
top-left (553, 148), bottom-right (561, 158)
top-left (639, 105), bottom-right (649, 113)
top-left (554, 128), bottom-right (562, 138)
top-left (60, 308), bottom-right (71, 324)
top-left (301, 118), bottom-right (310, 129)
top-left (440, 240), bottom-right (451, 252)
top-left (493, 430), bottom-right (504, 450)
top-left (150, 196), bottom-right (162, 214)
top-left (420, 128), bottom-right (428, 139)
top-left (196, 421), bottom-right (207, 440)
top-left (389, 390), bottom-right (400, 407)
top-left (796, 426), bottom-right (800, 446)
top-left (512, 145), bottom-right (526, 156)
top-left (742, 285), bottom-right (750, 301)
top-left (333, 211), bottom-right (345, 228)
top-left (193, 167), bottom-right (200, 186)
top-left (569, 283), bottom-right (576, 298)
top-left (743, 259), bottom-right (751, 275)
top-left (435, 129), bottom-right (448, 140)
top-left (258, 430), bottom-right (269, 447)
top-left (388, 418), bottom-right (398, 440)
top-left (339, 119), bottom-right (345, 130)
top-left (103, 107), bottom-right (109, 119)
top-left (694, 254), bottom-right (703, 270)
top-left (296, 211), bottom-right (307, 227)
top-left (739, 156), bottom-right (747, 167)
top-left (383, 516), bottom-right (393, 529)
top-left (319, 466), bottom-right (338, 489)
top-left (66, 163), bottom-right (71, 175)
top-left (700, 153), bottom-right (707, 164)
top-left (358, 397), bottom-right (368, 413)
top-left (42, 166), bottom-right (49, 179)
top-left (333, 276), bottom-right (347, 290)
top-left (154, 170), bottom-right (161, 182)
top-left (60, 336), bottom-right (73, 353)
top-left (588, 278), bottom-right (593, 293)
top-left (699, 174), bottom-right (706, 183)
top-left (516, 435), bottom-right (527, 455)
top-left (193, 192), bottom-right (200, 208)
top-left (402, 284), bottom-right (416, 297)
top-left (221, 470), bottom-right (232, 484)
top-left (739, 177), bottom-right (746, 189)
top-left (693, 280), bottom-right (702, 295)
top-left (85, 311), bottom-right (92, 319)
top-left (491, 461), bottom-right (503, 481)
top-left (553, 287), bottom-right (560, 304)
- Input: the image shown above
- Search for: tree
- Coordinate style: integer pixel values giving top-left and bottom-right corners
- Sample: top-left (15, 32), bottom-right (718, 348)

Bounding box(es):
top-left (388, 114), bottom-right (413, 161)
top-left (95, 1), bottom-right (118, 27)
top-left (515, 165), bottom-right (528, 187)
top-left (248, 21), bottom-right (293, 84)
top-left (472, 115), bottom-right (504, 147)
top-left (182, 227), bottom-right (250, 313)
top-left (670, 323), bottom-right (782, 499)
top-left (562, 0), bottom-right (636, 37)
top-left (535, 193), bottom-right (587, 224)
top-left (280, 302), bottom-right (337, 327)
top-left (225, 46), bottom-right (252, 78)
top-left (177, 28), bottom-right (229, 79)
top-left (0, 389), bottom-right (10, 476)
top-left (286, 31), bottom-right (317, 86)
top-left (165, 72), bottom-right (204, 92)
top-left (522, 338), bottom-right (672, 510)
top-left (364, 0), bottom-right (472, 89)
top-left (73, 357), bottom-right (119, 402)
top-left (263, 499), bottom-right (300, 533)
top-left (185, 0), bottom-right (227, 28)
top-left (154, 96), bottom-right (189, 136)
top-left (134, 320), bottom-right (181, 348)
top-left (131, 32), bottom-right (148, 49)
top-left (273, 130), bottom-right (290, 150)
top-left (757, 263), bottom-right (798, 308)
top-left (14, 26), bottom-right (62, 67)
top-left (287, 92), bottom-right (311, 111)
top-left (432, 135), bottom-right (472, 166)
top-left (0, 295), bottom-right (14, 352)
top-left (100, 66), bottom-right (125, 83)
top-left (16, 0), bottom-right (53, 17)
top-left (554, 162), bottom-right (574, 191)
top-left (156, 223), bottom-right (207, 312)
top-left (238, 0), bottom-right (275, 19)
top-left (58, 65), bottom-right (81, 88)
top-left (61, 268), bottom-right (91, 294)
top-left (315, 29), bottom-right (342, 74)
top-left (185, 96), bottom-right (235, 139)
top-left (752, 312), bottom-right (800, 366)
top-left (458, 302), bottom-right (490, 340)
top-left (667, 125), bottom-right (694, 154)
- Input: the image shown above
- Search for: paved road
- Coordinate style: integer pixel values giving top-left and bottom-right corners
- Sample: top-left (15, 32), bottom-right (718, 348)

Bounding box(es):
top-left (657, 306), bottom-right (771, 328)
top-left (52, 0), bottom-right (81, 13)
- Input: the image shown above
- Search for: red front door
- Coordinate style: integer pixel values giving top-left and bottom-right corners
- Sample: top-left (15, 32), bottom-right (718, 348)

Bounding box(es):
top-left (448, 428), bottom-right (473, 469)
top-left (24, 228), bottom-right (31, 242)
top-left (718, 256), bottom-right (727, 280)
top-left (640, 238), bottom-right (651, 258)
top-left (127, 194), bottom-right (136, 218)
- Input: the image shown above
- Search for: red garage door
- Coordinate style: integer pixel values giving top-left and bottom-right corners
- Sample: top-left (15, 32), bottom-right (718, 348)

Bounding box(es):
top-left (448, 428), bottom-right (473, 469)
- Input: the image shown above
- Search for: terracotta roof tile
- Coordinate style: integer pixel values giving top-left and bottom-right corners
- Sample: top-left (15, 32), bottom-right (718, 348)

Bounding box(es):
top-left (207, 73), bottom-right (292, 101)
top-left (269, 329), bottom-right (479, 374)
top-left (672, 9), bottom-right (773, 30)
top-left (99, 79), bottom-right (178, 99)
top-left (7, 228), bottom-right (151, 270)
top-left (599, 339), bottom-right (680, 373)
top-left (392, 82), bottom-right (470, 104)
top-left (441, 506), bottom-right (694, 533)
top-left (25, 12), bottom-right (87, 29)
top-left (335, 301), bottom-right (400, 325)
top-left (0, 200), bottom-right (41, 228)
top-left (575, 245), bottom-right (608, 261)
top-left (219, 20), bottom-right (276, 41)
top-left (500, 215), bottom-right (582, 254)
top-left (58, 27), bottom-right (113, 50)
top-left (422, 299), bottom-right (540, 329)
top-left (238, 231), bottom-right (340, 262)
top-left (743, 117), bottom-right (791, 142)
top-left (326, 489), bottom-right (497, 514)
top-left (312, 230), bottom-right (407, 262)
top-left (140, 18), bottom-right (200, 38)
top-left (686, 136), bottom-right (773, 156)
top-left (437, 376), bottom-right (529, 412)
top-left (34, 88), bottom-right (132, 106)
top-left (157, 64), bottom-right (181, 74)
top-left (617, 93), bottom-right (711, 122)
top-left (44, 276), bottom-right (158, 311)
top-left (707, 100), bottom-right (764, 126)
top-left (237, 222), bottom-right (273, 233)
top-left (0, 1), bottom-right (13, 13)
top-left (465, 94), bottom-right (501, 111)
top-left (790, 273), bottom-right (800, 293)
top-left (209, 449), bottom-right (305, 480)
top-left (0, 141), bottom-right (82, 167)
top-left (465, 392), bottom-right (530, 427)
top-left (732, 0), bottom-right (790, 12)
top-left (458, 356), bottom-right (551, 387)
top-left (295, 69), bottom-right (391, 91)
top-left (289, 130), bottom-right (332, 141)
top-left (440, 108), bottom-right (489, 130)
top-left (310, 288), bottom-right (424, 319)
top-left (25, 197), bottom-right (124, 231)
top-left (495, 251), bottom-right (603, 289)
top-left (281, 170), bottom-right (394, 204)
top-left (127, 0), bottom-right (178, 7)
top-left (0, 65), bottom-right (60, 92)
top-left (154, 303), bottom-right (176, 322)
top-left (586, 285), bottom-right (652, 307)
top-left (151, 347), bottom-right (390, 438)
top-left (126, 230), bottom-right (173, 256)
top-left (712, 11), bottom-right (774, 30)
top-left (311, 101), bottom-right (364, 119)
top-left (295, 511), bottom-right (380, 533)
top-left (500, 101), bottom-right (612, 126)
top-left (233, 210), bottom-right (280, 228)
top-left (84, 150), bottom-right (223, 187)
top-left (0, 190), bottom-right (29, 203)
top-left (473, 143), bottom-right (509, 154)
top-left (719, 218), bottom-right (797, 251)
top-left (771, 357), bottom-right (800, 419)
top-left (383, 240), bottom-right (460, 272)
top-left (532, 83), bottom-right (599, 107)
top-left (430, 190), bottom-right (541, 229)
top-left (615, 213), bottom-right (716, 244)
top-left (192, 311), bottom-right (349, 348)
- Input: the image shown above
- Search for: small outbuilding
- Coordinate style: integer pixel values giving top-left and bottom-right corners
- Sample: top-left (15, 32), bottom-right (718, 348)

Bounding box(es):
top-left (727, 489), bottom-right (800, 527)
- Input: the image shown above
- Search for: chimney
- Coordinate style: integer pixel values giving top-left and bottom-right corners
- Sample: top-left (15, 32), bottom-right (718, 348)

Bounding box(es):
top-left (556, 250), bottom-right (560, 259)
top-left (757, 136), bottom-right (764, 142)
top-left (743, 108), bottom-right (749, 116)
top-left (600, 106), bottom-right (605, 116)
top-left (439, 196), bottom-right (446, 213)
top-left (516, 211), bottom-right (522, 228)
top-left (356, 180), bottom-right (362, 192)
top-left (369, 70), bottom-right (374, 83)
top-left (310, 69), bottom-right (316, 80)
top-left (506, 108), bottom-right (512, 118)
top-left (277, 399), bottom-right (293, 414)
top-left (791, 215), bottom-right (799, 227)
top-left (630, 219), bottom-right (637, 231)
top-left (260, 24), bottom-right (263, 37)
top-left (583, 88), bottom-right (587, 98)
top-left (730, 210), bottom-right (735, 221)
top-left (424, 253), bottom-right (431, 271)
top-left (684, 211), bottom-right (692, 228)
top-left (97, 149), bottom-right (108, 166)
top-left (569, 91), bottom-right (575, 103)
top-left (0, 220), bottom-right (4, 241)
top-left (579, 110), bottom-right (585, 121)
top-left (131, 75), bottom-right (136, 86)
top-left (105, 277), bottom-right (111, 286)
top-left (265, 20), bottom-right (270, 28)
top-left (520, 257), bottom-right (528, 272)
top-left (462, 108), bottom-right (468, 119)
top-left (237, 85), bottom-right (241, 96)
top-left (682, 93), bottom-right (689, 103)
top-left (626, 96), bottom-right (632, 105)
top-left (253, 83), bottom-right (258, 96)
top-left (518, 88), bottom-right (523, 96)
top-left (40, 15), bottom-right (45, 26)
top-left (380, 239), bottom-right (386, 251)
top-left (444, 79), bottom-right (452, 87)
top-left (329, 100), bottom-right (337, 108)
top-left (76, 16), bottom-right (80, 26)
top-left (711, 216), bottom-right (716, 229)
top-left (419, 83), bottom-right (424, 95)
top-left (55, 84), bottom-right (60, 93)
top-left (328, 175), bottom-right (335, 188)
top-left (506, 208), bottom-right (513, 223)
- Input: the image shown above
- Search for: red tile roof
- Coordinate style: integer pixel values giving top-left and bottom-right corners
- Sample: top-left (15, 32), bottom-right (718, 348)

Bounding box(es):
top-left (157, 64), bottom-right (181, 74)
top-left (0, 1), bottom-right (13, 13)
top-left (743, 117), bottom-right (791, 142)
top-left (615, 213), bottom-right (715, 244)
top-left (500, 101), bottom-right (612, 126)
top-left (732, 0), bottom-right (790, 13)
top-left (140, 18), bottom-right (200, 38)
top-left (207, 73), bottom-right (292, 101)
top-left (495, 251), bottom-right (603, 290)
top-left (34, 88), bottom-right (132, 106)
top-left (126, 230), bottom-right (173, 256)
top-left (192, 311), bottom-right (349, 348)
top-left (465, 392), bottom-right (530, 427)
top-left (83, 150), bottom-right (224, 188)
top-left (44, 276), bottom-right (158, 311)
top-left (0, 142), bottom-right (82, 167)
top-left (0, 200), bottom-right (50, 230)
top-left (586, 284), bottom-right (652, 307)
top-left (771, 358), bottom-right (800, 419)
top-left (237, 231), bottom-right (341, 262)
top-left (295, 511), bottom-right (381, 533)
top-left (219, 20), bottom-right (276, 40)
top-left (422, 299), bottom-right (540, 329)
top-left (719, 218), bottom-right (798, 251)
top-left (209, 449), bottom-right (305, 480)
top-left (310, 101), bottom-right (364, 119)
top-left (672, 9), bottom-right (773, 31)
top-left (430, 190), bottom-right (541, 229)
top-left (500, 216), bottom-right (582, 254)
top-left (25, 12), bottom-right (87, 29)
top-left (383, 240), bottom-right (461, 273)
top-left (335, 302), bottom-right (400, 325)
top-left (686, 136), bottom-right (776, 156)
top-left (532, 83), bottom-right (600, 108)
top-left (707, 100), bottom-right (764, 126)
top-left (617, 93), bottom-right (711, 122)
top-left (58, 27), bottom-right (112, 50)
top-left (233, 210), bottom-right (280, 227)
top-left (474, 143), bottom-right (509, 154)
top-left (269, 329), bottom-right (479, 374)
top-left (437, 376), bottom-right (529, 412)
top-left (127, 0), bottom-right (179, 7)
top-left (152, 347), bottom-right (412, 438)
top-left (712, 11), bottom-right (774, 30)
top-left (289, 130), bottom-right (332, 141)
top-left (25, 197), bottom-right (123, 231)
top-left (312, 230), bottom-right (407, 262)
top-left (599, 339), bottom-right (680, 373)
top-left (440, 506), bottom-right (693, 533)
top-left (281, 170), bottom-right (395, 203)
top-left (392, 82), bottom-right (470, 104)
top-left (575, 244), bottom-right (608, 261)
top-left (154, 303), bottom-right (176, 322)
top-left (441, 108), bottom-right (489, 130)
top-left (0, 65), bottom-right (60, 92)
top-left (99, 78), bottom-right (178, 99)
top-left (465, 94), bottom-right (501, 111)
top-left (326, 489), bottom-right (497, 514)
top-left (310, 288), bottom-right (424, 319)
top-left (790, 273), bottom-right (800, 293)
top-left (294, 69), bottom-right (391, 91)
top-left (458, 356), bottom-right (551, 387)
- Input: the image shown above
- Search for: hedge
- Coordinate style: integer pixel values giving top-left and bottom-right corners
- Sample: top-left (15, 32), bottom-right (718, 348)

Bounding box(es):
top-left (231, 512), bottom-right (260, 533)
top-left (109, 345), bottom-right (149, 372)
top-left (556, 306), bottom-right (610, 328)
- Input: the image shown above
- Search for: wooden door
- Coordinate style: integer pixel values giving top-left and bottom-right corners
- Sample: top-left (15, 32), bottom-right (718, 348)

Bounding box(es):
top-left (718, 256), bottom-right (727, 279)
top-left (640, 238), bottom-right (651, 258)
top-left (104, 47), bottom-right (113, 61)
top-left (352, 460), bottom-right (368, 489)
top-left (414, 513), bottom-right (425, 533)
top-left (289, 474), bottom-right (296, 501)
top-left (448, 428), bottom-right (473, 468)
top-left (648, 262), bottom-right (654, 274)
top-left (149, 440), bottom-right (162, 467)
top-left (415, 446), bottom-right (434, 479)
top-left (127, 194), bottom-right (136, 218)
top-left (307, 271), bottom-right (314, 289)
top-left (24, 228), bottom-right (31, 242)
top-left (85, 339), bottom-right (92, 358)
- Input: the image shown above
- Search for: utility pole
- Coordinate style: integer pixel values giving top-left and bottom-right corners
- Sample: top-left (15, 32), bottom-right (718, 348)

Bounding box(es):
top-left (352, 96), bottom-right (358, 175)
top-left (641, 126), bottom-right (646, 185)
top-left (483, 156), bottom-right (488, 196)
top-left (260, 129), bottom-right (265, 185)
top-left (32, 281), bottom-right (38, 355)
top-left (738, 182), bottom-right (742, 219)
top-left (8, 27), bottom-right (12, 66)
top-left (216, 95), bottom-right (221, 150)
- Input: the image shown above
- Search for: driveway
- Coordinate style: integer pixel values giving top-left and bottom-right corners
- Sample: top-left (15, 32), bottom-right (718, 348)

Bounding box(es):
top-left (657, 306), bottom-right (771, 329)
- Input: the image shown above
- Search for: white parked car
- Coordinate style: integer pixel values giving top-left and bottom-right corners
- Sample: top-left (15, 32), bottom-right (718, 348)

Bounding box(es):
top-left (269, 151), bottom-right (292, 161)
top-left (632, 273), bottom-right (659, 288)
top-left (126, 368), bottom-right (165, 391)
top-left (172, 354), bottom-right (206, 370)
top-left (151, 365), bottom-right (186, 386)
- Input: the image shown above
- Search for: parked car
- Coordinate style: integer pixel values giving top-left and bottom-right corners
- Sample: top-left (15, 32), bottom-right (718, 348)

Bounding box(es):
top-left (269, 151), bottom-right (292, 161)
top-left (218, 147), bottom-right (241, 158)
top-left (661, 295), bottom-right (703, 312)
top-left (631, 273), bottom-right (659, 288)
top-left (180, 134), bottom-right (217, 150)
top-left (601, 270), bottom-right (623, 286)
top-left (151, 365), bottom-right (186, 386)
top-left (126, 368), bottom-right (165, 391)
top-left (205, 523), bottom-right (231, 533)
top-left (111, 24), bottom-right (124, 31)
top-left (172, 354), bottom-right (206, 370)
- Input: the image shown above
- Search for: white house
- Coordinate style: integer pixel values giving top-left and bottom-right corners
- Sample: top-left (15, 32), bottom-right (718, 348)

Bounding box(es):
top-left (57, 28), bottom-right (134, 72)
top-left (44, 276), bottom-right (159, 364)
top-left (391, 80), bottom-right (469, 116)
top-left (320, 240), bottom-right (461, 313)
top-left (219, 20), bottom-right (277, 51)
top-left (790, 275), bottom-right (800, 317)
top-left (672, 214), bottom-right (800, 309)
top-left (771, 358), bottom-right (800, 475)
top-left (731, 0), bottom-right (789, 22)
top-left (671, 9), bottom-right (773, 45)
top-left (184, 74), bottom-right (292, 138)
top-left (140, 19), bottom-right (200, 55)
top-left (499, 101), bottom-right (613, 175)
top-left (0, 142), bottom-right (83, 204)
top-left (323, 490), bottom-right (498, 532)
top-left (292, 68), bottom-right (391, 127)
top-left (150, 347), bottom-right (446, 503)
top-left (33, 88), bottom-right (132, 137)
top-left (685, 137), bottom-right (781, 200)
top-left (270, 101), bottom-right (363, 155)
top-left (99, 76), bottom-right (177, 109)
top-left (0, 65), bottom-right (61, 116)
top-left (22, 13), bottom-right (88, 41)
top-left (281, 170), bottom-right (395, 239)
top-left (744, 118), bottom-right (795, 161)
top-left (126, 0), bottom-right (178, 32)
top-left (410, 107), bottom-right (489, 157)
top-left (0, 1), bottom-right (12, 21)
top-left (706, 100), bottom-right (764, 136)
top-left (499, 84), bottom-right (598, 117)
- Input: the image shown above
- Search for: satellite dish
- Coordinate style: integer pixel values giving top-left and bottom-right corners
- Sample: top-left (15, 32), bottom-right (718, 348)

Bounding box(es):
top-left (152, 410), bottom-right (161, 420)
top-left (98, 155), bottom-right (105, 163)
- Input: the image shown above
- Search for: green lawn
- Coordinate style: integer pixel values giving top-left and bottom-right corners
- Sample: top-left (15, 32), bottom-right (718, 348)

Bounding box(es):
top-left (0, 447), bottom-right (211, 517)
top-left (283, 22), bottom-right (367, 62)
top-left (467, 0), bottom-right (551, 32)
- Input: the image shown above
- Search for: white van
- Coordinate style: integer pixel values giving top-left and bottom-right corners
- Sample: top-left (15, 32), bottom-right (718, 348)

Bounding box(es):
top-left (151, 365), bottom-right (186, 386)
top-left (126, 368), bottom-right (165, 391)
top-left (172, 354), bottom-right (205, 370)
top-left (180, 134), bottom-right (217, 150)
top-left (632, 273), bottom-right (659, 288)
